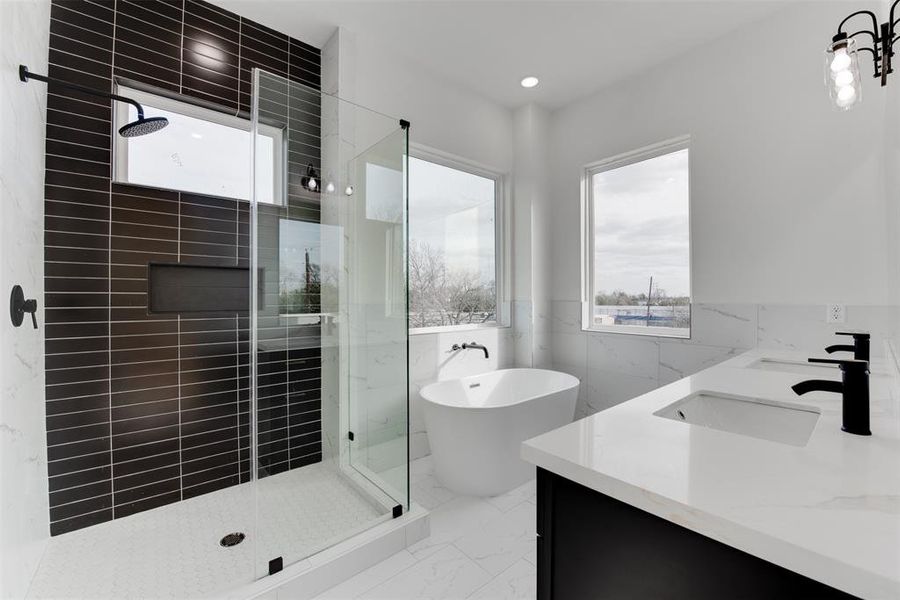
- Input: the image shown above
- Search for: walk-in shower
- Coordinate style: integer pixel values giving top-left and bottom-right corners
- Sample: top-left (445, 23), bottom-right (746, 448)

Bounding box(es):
top-left (26, 67), bottom-right (409, 598)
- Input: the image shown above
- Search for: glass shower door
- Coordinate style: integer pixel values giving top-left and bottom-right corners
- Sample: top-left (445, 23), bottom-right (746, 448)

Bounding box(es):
top-left (346, 128), bottom-right (410, 510)
top-left (250, 68), bottom-right (408, 580)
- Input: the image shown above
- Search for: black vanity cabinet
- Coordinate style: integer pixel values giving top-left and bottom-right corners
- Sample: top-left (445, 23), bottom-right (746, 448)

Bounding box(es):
top-left (535, 468), bottom-right (859, 600)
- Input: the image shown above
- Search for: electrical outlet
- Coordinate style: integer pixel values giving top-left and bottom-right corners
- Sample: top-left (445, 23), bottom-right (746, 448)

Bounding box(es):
top-left (826, 304), bottom-right (846, 324)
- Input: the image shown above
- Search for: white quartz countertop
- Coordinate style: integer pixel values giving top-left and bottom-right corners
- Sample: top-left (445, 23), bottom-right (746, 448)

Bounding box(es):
top-left (522, 349), bottom-right (900, 599)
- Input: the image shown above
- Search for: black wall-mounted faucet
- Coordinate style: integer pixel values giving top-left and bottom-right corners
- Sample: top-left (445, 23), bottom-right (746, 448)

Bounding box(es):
top-left (825, 331), bottom-right (870, 362)
top-left (792, 357), bottom-right (871, 436)
top-left (452, 342), bottom-right (489, 359)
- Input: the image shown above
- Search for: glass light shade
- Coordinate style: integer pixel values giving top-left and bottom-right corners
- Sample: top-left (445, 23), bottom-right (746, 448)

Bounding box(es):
top-left (834, 69), bottom-right (854, 87)
top-left (825, 38), bottom-right (862, 111)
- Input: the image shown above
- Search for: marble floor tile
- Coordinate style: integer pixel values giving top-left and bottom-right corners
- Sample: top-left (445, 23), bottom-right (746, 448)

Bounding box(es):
top-left (410, 455), bottom-right (436, 476)
top-left (359, 545), bottom-right (492, 600)
top-left (311, 456), bottom-right (541, 600)
top-left (407, 496), bottom-right (504, 559)
top-left (454, 502), bottom-right (536, 576)
top-left (485, 479), bottom-right (536, 513)
top-left (468, 559), bottom-right (536, 600)
top-left (411, 470), bottom-right (458, 510)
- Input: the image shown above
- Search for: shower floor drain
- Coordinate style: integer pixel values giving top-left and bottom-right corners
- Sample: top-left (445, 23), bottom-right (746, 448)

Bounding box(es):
top-left (220, 532), bottom-right (246, 547)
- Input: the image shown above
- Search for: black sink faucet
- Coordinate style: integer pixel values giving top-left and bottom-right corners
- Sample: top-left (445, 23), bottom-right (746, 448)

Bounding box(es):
top-left (825, 331), bottom-right (870, 362)
top-left (791, 358), bottom-right (871, 436)
top-left (452, 342), bottom-right (489, 359)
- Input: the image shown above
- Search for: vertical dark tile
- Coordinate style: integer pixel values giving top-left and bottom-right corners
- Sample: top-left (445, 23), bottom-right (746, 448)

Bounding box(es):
top-left (44, 0), bottom-right (322, 535)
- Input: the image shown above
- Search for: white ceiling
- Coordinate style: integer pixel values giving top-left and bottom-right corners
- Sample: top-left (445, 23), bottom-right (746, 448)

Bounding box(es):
top-left (214, 1), bottom-right (792, 109)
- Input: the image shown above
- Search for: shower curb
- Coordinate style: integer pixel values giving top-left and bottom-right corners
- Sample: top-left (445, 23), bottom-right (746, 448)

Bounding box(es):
top-left (226, 504), bottom-right (429, 600)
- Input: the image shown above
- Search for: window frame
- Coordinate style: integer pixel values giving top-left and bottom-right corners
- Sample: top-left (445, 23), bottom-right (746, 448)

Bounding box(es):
top-left (112, 83), bottom-right (285, 205)
top-left (407, 144), bottom-right (510, 336)
top-left (581, 135), bottom-right (693, 339)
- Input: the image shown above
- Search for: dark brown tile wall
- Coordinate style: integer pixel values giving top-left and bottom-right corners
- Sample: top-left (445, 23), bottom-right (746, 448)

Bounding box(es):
top-left (44, 0), bottom-right (322, 535)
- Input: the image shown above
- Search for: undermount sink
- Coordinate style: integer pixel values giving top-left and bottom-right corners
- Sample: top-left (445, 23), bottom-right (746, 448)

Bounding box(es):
top-left (654, 392), bottom-right (820, 447)
top-left (746, 358), bottom-right (840, 377)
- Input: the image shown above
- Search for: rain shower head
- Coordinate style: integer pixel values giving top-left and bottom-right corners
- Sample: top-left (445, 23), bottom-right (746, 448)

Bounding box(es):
top-left (19, 65), bottom-right (168, 138)
top-left (119, 115), bottom-right (169, 137)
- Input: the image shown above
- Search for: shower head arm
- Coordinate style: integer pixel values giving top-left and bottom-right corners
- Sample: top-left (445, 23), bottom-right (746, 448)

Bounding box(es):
top-left (19, 64), bottom-right (145, 120)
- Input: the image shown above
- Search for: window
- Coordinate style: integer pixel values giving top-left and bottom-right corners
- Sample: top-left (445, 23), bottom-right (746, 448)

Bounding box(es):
top-left (113, 85), bottom-right (283, 204)
top-left (278, 219), bottom-right (321, 316)
top-left (583, 137), bottom-right (691, 338)
top-left (408, 149), bottom-right (506, 332)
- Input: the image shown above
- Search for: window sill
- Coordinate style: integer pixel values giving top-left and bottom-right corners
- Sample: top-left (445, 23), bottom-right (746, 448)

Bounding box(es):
top-left (582, 324), bottom-right (691, 340)
top-left (409, 322), bottom-right (508, 336)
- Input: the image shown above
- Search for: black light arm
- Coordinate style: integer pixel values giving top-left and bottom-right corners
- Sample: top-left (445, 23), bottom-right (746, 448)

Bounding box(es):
top-left (19, 64), bottom-right (146, 120)
top-left (837, 10), bottom-right (880, 38)
top-left (832, 2), bottom-right (900, 86)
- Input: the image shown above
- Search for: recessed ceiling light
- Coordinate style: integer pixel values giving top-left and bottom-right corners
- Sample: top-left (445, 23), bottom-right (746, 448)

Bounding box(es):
top-left (520, 76), bottom-right (539, 89)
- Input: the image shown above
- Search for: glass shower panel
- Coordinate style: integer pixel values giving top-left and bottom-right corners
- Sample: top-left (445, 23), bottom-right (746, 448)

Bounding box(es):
top-left (250, 69), bottom-right (408, 579)
top-left (346, 129), bottom-right (409, 508)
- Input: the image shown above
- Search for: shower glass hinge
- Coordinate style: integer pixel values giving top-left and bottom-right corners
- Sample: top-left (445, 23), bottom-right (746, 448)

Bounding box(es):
top-left (268, 556), bottom-right (283, 575)
top-left (348, 431), bottom-right (355, 441)
top-left (392, 504), bottom-right (402, 518)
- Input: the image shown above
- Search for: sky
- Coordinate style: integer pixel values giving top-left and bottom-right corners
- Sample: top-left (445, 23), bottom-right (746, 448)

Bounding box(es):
top-left (592, 148), bottom-right (690, 298)
top-left (124, 103), bottom-right (276, 203)
top-left (408, 157), bottom-right (496, 282)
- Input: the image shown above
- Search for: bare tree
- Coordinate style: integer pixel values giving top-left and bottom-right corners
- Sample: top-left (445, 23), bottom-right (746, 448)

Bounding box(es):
top-left (409, 241), bottom-right (495, 327)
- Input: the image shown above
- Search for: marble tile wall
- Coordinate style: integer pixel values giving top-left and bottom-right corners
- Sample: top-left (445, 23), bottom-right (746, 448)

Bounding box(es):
top-left (549, 301), bottom-right (898, 418)
top-left (408, 327), bottom-right (516, 459)
top-left (0, 0), bottom-right (52, 596)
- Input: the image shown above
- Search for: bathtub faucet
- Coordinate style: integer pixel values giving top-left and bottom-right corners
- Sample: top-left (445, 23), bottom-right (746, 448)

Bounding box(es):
top-left (452, 342), bottom-right (489, 359)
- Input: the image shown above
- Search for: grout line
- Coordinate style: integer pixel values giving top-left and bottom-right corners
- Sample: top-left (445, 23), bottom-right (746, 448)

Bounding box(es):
top-left (49, 505), bottom-right (111, 528)
top-left (49, 28), bottom-right (114, 57)
top-left (178, 188), bottom-right (184, 501)
top-left (46, 106), bottom-right (110, 125)
top-left (49, 45), bottom-right (113, 70)
top-left (117, 0), bottom-right (183, 28)
top-left (108, 0), bottom-right (118, 521)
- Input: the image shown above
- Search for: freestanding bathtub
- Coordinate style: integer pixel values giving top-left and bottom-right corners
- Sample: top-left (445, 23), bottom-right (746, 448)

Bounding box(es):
top-left (420, 368), bottom-right (580, 496)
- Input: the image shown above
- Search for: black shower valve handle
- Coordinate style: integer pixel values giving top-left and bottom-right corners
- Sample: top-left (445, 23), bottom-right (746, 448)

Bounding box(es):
top-left (25, 299), bottom-right (38, 328)
top-left (10, 285), bottom-right (38, 329)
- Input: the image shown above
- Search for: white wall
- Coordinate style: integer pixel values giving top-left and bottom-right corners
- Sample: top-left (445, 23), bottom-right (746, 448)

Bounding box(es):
top-left (889, 87), bottom-right (899, 303)
top-left (512, 104), bottom-right (553, 369)
top-left (884, 1), bottom-right (900, 337)
top-left (0, 0), bottom-right (51, 596)
top-left (546, 2), bottom-right (897, 418)
top-left (549, 2), bottom-right (889, 306)
top-left (343, 35), bottom-right (518, 458)
top-left (354, 39), bottom-right (514, 176)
